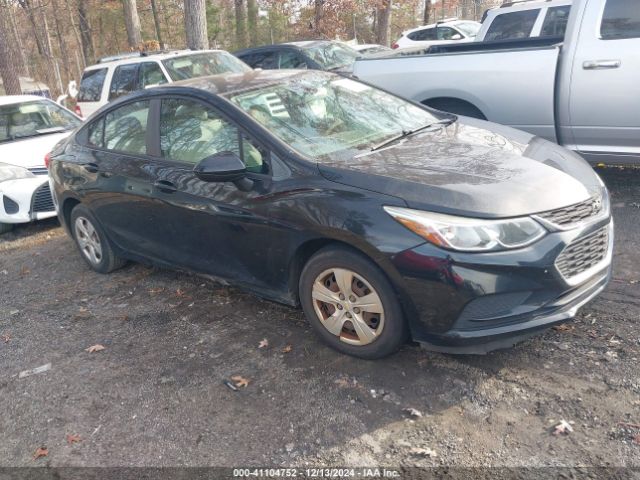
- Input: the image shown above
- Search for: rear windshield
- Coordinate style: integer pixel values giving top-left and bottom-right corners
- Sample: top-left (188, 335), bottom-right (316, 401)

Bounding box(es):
top-left (0, 100), bottom-right (80, 144)
top-left (485, 10), bottom-right (539, 41)
top-left (78, 68), bottom-right (107, 102)
top-left (162, 51), bottom-right (250, 81)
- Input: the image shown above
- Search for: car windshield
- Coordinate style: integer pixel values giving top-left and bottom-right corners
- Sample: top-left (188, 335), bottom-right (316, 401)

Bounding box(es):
top-left (304, 43), bottom-right (360, 70)
top-left (162, 51), bottom-right (251, 81)
top-left (228, 72), bottom-right (442, 162)
top-left (0, 100), bottom-right (80, 144)
top-left (456, 22), bottom-right (481, 37)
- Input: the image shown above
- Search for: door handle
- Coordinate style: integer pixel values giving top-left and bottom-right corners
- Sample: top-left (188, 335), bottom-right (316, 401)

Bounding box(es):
top-left (153, 180), bottom-right (177, 193)
top-left (82, 162), bottom-right (99, 173)
top-left (583, 60), bottom-right (621, 70)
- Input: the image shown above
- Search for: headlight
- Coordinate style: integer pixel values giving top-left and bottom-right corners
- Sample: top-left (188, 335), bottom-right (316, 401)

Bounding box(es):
top-left (384, 206), bottom-right (546, 252)
top-left (0, 162), bottom-right (35, 182)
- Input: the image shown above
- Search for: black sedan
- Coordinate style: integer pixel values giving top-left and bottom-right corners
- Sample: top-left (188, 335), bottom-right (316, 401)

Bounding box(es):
top-left (48, 69), bottom-right (613, 359)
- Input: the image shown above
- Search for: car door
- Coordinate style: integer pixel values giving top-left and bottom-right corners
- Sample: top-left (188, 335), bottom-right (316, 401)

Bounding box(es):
top-left (566, 0), bottom-right (640, 164)
top-left (146, 96), bottom-right (277, 282)
top-left (77, 99), bottom-right (170, 258)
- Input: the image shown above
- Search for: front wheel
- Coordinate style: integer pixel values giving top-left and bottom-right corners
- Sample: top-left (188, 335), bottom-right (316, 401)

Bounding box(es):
top-left (70, 204), bottom-right (125, 274)
top-left (299, 246), bottom-right (408, 359)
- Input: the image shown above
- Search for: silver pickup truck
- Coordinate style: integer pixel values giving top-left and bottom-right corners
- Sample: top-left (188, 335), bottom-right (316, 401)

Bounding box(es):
top-left (353, 0), bottom-right (639, 165)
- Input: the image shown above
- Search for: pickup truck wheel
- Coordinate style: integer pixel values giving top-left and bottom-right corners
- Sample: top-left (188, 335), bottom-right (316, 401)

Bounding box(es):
top-left (422, 98), bottom-right (486, 120)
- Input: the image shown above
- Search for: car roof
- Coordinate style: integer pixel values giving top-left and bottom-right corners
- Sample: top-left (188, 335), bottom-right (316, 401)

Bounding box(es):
top-left (0, 95), bottom-right (53, 106)
top-left (83, 49), bottom-right (231, 71)
top-left (403, 19), bottom-right (478, 35)
top-left (168, 68), bottom-right (309, 97)
top-left (487, 0), bottom-right (571, 12)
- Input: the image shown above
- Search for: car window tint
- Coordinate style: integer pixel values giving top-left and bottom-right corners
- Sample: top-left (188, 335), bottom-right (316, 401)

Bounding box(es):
top-left (241, 136), bottom-right (268, 174)
top-left (436, 26), bottom-right (457, 40)
top-left (484, 10), bottom-right (539, 41)
top-left (88, 118), bottom-right (104, 148)
top-left (104, 101), bottom-right (149, 155)
top-left (248, 50), bottom-right (278, 69)
top-left (279, 51), bottom-right (307, 69)
top-left (601, 0), bottom-right (640, 40)
top-left (78, 68), bottom-right (107, 102)
top-left (408, 27), bottom-right (435, 41)
top-left (109, 64), bottom-right (140, 100)
top-left (139, 62), bottom-right (167, 88)
top-left (540, 6), bottom-right (571, 37)
top-left (160, 98), bottom-right (240, 165)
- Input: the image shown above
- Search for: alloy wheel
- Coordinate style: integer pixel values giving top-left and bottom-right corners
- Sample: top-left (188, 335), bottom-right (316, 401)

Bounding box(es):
top-left (74, 216), bottom-right (103, 266)
top-left (311, 268), bottom-right (385, 346)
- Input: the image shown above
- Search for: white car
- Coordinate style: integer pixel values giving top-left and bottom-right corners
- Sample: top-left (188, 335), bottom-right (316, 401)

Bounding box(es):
top-left (392, 19), bottom-right (481, 50)
top-left (0, 95), bottom-right (81, 234)
top-left (76, 49), bottom-right (251, 118)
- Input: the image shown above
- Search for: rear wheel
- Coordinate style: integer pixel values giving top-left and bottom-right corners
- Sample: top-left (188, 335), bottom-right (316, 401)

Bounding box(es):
top-left (0, 222), bottom-right (13, 235)
top-left (70, 204), bottom-right (125, 274)
top-left (299, 246), bottom-right (408, 359)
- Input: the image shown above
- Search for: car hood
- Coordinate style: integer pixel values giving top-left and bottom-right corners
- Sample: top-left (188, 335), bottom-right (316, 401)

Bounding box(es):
top-left (318, 118), bottom-right (602, 218)
top-left (0, 132), bottom-right (71, 169)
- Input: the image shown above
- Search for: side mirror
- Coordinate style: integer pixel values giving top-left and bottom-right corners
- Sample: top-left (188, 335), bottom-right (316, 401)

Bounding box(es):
top-left (451, 34), bottom-right (462, 40)
top-left (193, 151), bottom-right (246, 182)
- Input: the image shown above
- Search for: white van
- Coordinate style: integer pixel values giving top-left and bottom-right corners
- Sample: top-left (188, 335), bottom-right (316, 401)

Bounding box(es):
top-left (75, 50), bottom-right (251, 118)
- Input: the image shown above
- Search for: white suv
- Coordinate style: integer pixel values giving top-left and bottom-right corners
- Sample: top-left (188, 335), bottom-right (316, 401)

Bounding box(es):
top-left (392, 19), bottom-right (481, 50)
top-left (75, 50), bottom-right (251, 118)
top-left (477, 0), bottom-right (572, 42)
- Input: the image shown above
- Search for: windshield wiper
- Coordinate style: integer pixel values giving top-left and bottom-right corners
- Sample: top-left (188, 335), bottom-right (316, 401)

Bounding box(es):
top-left (370, 119), bottom-right (455, 152)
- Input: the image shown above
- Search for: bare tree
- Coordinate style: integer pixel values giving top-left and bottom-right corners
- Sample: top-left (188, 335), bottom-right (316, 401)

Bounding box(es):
top-left (0, 2), bottom-right (22, 94)
top-left (234, 0), bottom-right (247, 48)
top-left (375, 0), bottom-right (392, 46)
top-left (247, 0), bottom-right (258, 46)
top-left (313, 0), bottom-right (323, 37)
top-left (184, 0), bottom-right (208, 49)
top-left (122, 0), bottom-right (143, 49)
top-left (150, 0), bottom-right (166, 49)
top-left (78, 0), bottom-right (95, 64)
top-left (423, 0), bottom-right (431, 24)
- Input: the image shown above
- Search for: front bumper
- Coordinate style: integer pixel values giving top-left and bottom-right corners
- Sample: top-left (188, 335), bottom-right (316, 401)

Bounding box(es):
top-left (392, 216), bottom-right (613, 354)
top-left (0, 177), bottom-right (57, 224)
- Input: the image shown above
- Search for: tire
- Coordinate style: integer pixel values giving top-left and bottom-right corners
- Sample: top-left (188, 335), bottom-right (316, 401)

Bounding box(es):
top-left (70, 204), bottom-right (125, 274)
top-left (0, 222), bottom-right (13, 235)
top-left (299, 246), bottom-right (408, 359)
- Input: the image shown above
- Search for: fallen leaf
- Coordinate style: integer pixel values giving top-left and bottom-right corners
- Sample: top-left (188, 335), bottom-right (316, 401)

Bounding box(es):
top-left (633, 435), bottom-right (640, 445)
top-left (410, 447), bottom-right (437, 457)
top-left (20, 266), bottom-right (31, 276)
top-left (552, 324), bottom-right (574, 333)
top-left (1, 333), bottom-right (10, 343)
top-left (66, 434), bottom-right (81, 444)
top-left (553, 419), bottom-right (574, 435)
top-left (258, 338), bottom-right (269, 349)
top-left (403, 407), bottom-right (423, 418)
top-left (33, 447), bottom-right (48, 460)
top-left (85, 344), bottom-right (106, 353)
top-left (282, 344), bottom-right (292, 353)
top-left (231, 375), bottom-right (249, 388)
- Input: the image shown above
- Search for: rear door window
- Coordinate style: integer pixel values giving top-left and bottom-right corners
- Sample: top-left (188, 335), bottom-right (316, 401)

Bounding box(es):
top-left (247, 50), bottom-right (279, 69)
top-left (279, 50), bottom-right (308, 69)
top-left (408, 28), bottom-right (436, 41)
top-left (540, 6), bottom-right (571, 37)
top-left (109, 64), bottom-right (140, 100)
top-left (139, 62), bottom-right (168, 88)
top-left (87, 118), bottom-right (104, 148)
top-left (104, 100), bottom-right (150, 155)
top-left (436, 26), bottom-right (457, 40)
top-left (601, 0), bottom-right (640, 40)
top-left (484, 10), bottom-right (539, 41)
top-left (78, 68), bottom-right (107, 102)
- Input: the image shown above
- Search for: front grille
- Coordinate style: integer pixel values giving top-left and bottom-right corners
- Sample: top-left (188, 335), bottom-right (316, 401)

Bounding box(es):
top-left (555, 226), bottom-right (609, 280)
top-left (28, 167), bottom-right (49, 176)
top-left (537, 196), bottom-right (602, 227)
top-left (31, 183), bottom-right (55, 213)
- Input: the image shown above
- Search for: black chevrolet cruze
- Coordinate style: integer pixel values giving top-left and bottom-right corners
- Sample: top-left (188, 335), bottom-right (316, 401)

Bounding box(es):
top-left (48, 69), bottom-right (613, 359)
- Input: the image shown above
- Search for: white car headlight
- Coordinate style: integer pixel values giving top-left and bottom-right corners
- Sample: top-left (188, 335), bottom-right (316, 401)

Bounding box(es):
top-left (0, 162), bottom-right (36, 182)
top-left (384, 206), bottom-right (546, 252)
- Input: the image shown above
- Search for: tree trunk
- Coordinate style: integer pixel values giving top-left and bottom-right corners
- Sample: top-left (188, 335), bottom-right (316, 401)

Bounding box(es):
top-left (52, 0), bottom-right (71, 84)
top-left (7, 2), bottom-right (30, 76)
top-left (184, 0), bottom-right (208, 50)
top-left (65, 0), bottom-right (85, 69)
top-left (375, 0), bottom-right (392, 46)
top-left (314, 0), bottom-right (323, 37)
top-left (17, 0), bottom-right (47, 56)
top-left (247, 0), bottom-right (258, 46)
top-left (234, 0), bottom-right (247, 49)
top-left (0, 3), bottom-right (22, 94)
top-left (150, 0), bottom-right (166, 49)
top-left (78, 0), bottom-right (95, 63)
top-left (122, 0), bottom-right (143, 49)
top-left (423, 0), bottom-right (431, 24)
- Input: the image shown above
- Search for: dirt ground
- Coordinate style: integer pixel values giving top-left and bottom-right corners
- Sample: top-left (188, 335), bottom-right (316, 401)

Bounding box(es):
top-left (1, 166), bottom-right (639, 474)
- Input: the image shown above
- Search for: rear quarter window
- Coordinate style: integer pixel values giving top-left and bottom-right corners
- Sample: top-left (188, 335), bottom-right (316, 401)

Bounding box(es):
top-left (78, 68), bottom-right (107, 102)
top-left (484, 10), bottom-right (539, 41)
top-left (540, 6), bottom-right (571, 37)
top-left (601, 0), bottom-right (640, 40)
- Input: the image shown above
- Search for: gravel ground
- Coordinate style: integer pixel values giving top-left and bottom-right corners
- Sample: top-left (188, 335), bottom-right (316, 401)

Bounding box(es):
top-left (0, 166), bottom-right (639, 473)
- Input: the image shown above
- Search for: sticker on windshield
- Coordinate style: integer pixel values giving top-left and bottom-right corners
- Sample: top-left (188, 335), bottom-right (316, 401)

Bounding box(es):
top-left (331, 78), bottom-right (370, 93)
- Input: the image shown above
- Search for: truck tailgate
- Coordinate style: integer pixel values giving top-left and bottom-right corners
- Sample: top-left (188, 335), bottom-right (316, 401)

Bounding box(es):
top-left (353, 46), bottom-right (561, 143)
